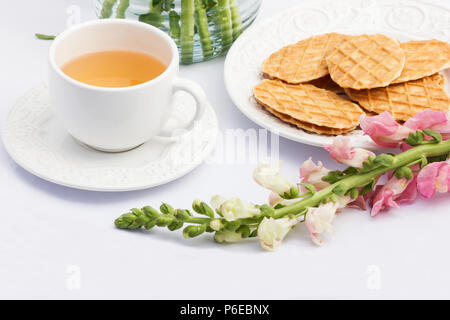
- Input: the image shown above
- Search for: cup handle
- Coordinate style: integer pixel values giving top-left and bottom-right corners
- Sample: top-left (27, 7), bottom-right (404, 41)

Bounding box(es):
top-left (154, 77), bottom-right (207, 142)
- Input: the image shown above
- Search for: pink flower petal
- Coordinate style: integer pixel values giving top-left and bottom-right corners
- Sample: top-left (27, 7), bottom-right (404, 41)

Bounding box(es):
top-left (347, 195), bottom-right (368, 211)
top-left (396, 177), bottom-right (417, 204)
top-left (404, 110), bottom-right (449, 131)
top-left (325, 136), bottom-right (375, 168)
top-left (360, 112), bottom-right (412, 148)
top-left (370, 177), bottom-right (415, 216)
top-left (324, 136), bottom-right (353, 161)
top-left (418, 162), bottom-right (450, 198)
top-left (300, 158), bottom-right (324, 178)
top-left (371, 188), bottom-right (395, 217)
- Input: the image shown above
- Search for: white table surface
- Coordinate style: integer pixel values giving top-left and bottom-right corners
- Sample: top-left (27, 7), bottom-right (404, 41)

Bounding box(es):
top-left (1, 0), bottom-right (450, 300)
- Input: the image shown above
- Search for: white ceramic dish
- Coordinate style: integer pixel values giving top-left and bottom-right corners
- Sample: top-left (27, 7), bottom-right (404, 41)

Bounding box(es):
top-left (224, 0), bottom-right (450, 149)
top-left (1, 84), bottom-right (218, 192)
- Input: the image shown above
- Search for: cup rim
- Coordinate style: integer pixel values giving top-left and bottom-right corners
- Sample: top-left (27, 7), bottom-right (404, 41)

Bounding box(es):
top-left (49, 19), bottom-right (179, 92)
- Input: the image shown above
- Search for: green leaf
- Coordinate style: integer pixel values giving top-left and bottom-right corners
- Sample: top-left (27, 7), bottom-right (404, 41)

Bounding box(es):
top-left (260, 204), bottom-right (275, 217)
top-left (374, 154), bottom-right (395, 167)
top-left (423, 129), bottom-right (442, 143)
top-left (322, 170), bottom-right (345, 184)
top-left (404, 130), bottom-right (425, 146)
top-left (343, 167), bottom-right (358, 175)
top-left (35, 33), bottom-right (56, 40)
top-left (347, 188), bottom-right (359, 200)
top-left (332, 184), bottom-right (347, 196)
top-left (360, 179), bottom-right (376, 196)
top-left (300, 183), bottom-right (316, 196)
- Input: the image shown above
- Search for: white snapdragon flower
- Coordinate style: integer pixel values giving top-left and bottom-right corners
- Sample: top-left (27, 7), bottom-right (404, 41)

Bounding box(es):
top-left (257, 217), bottom-right (298, 251)
top-left (254, 162), bottom-right (295, 195)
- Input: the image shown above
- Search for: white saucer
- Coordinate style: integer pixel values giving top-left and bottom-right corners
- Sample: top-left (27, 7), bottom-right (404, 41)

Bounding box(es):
top-left (1, 84), bottom-right (218, 191)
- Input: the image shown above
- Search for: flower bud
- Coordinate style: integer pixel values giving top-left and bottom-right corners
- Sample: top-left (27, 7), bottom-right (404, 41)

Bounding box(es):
top-left (144, 220), bottom-right (157, 230)
top-left (192, 200), bottom-right (215, 218)
top-left (175, 209), bottom-right (192, 221)
top-left (237, 225), bottom-right (251, 238)
top-left (282, 185), bottom-right (300, 199)
top-left (183, 224), bottom-right (207, 239)
top-left (348, 188), bottom-right (359, 200)
top-left (142, 206), bottom-right (159, 219)
top-left (156, 215), bottom-right (175, 227)
top-left (226, 220), bottom-right (241, 232)
top-left (209, 219), bottom-right (225, 231)
top-left (160, 203), bottom-right (174, 215)
top-left (115, 215), bottom-right (132, 229)
top-left (168, 219), bottom-right (184, 231)
top-left (131, 208), bottom-right (145, 217)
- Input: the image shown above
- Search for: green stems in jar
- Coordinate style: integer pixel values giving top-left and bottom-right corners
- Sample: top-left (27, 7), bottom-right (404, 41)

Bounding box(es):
top-left (139, 0), bottom-right (166, 28)
top-left (180, 0), bottom-right (195, 63)
top-left (169, 10), bottom-right (181, 40)
top-left (195, 0), bottom-right (213, 58)
top-left (116, 0), bottom-right (130, 18)
top-left (229, 0), bottom-right (242, 40)
top-left (217, 0), bottom-right (233, 52)
top-left (101, 0), bottom-right (118, 18)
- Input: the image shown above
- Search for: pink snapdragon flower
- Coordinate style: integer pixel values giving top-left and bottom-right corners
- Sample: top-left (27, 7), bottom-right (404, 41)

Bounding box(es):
top-left (360, 112), bottom-right (412, 148)
top-left (299, 158), bottom-right (330, 191)
top-left (305, 202), bottom-right (338, 246)
top-left (404, 110), bottom-right (450, 137)
top-left (371, 176), bottom-right (417, 216)
top-left (417, 161), bottom-right (450, 198)
top-left (325, 136), bottom-right (375, 168)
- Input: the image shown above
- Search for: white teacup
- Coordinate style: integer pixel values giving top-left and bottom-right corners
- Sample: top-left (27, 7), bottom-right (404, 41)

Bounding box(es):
top-left (48, 19), bottom-right (206, 152)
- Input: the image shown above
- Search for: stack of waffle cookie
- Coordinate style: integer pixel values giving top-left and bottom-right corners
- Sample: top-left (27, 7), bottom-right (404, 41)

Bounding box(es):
top-left (254, 33), bottom-right (450, 135)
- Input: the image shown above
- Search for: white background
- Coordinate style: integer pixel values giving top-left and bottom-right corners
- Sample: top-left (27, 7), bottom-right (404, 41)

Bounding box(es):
top-left (1, 0), bottom-right (450, 299)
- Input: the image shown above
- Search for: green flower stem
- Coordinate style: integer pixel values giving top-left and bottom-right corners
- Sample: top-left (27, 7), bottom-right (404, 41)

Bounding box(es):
top-left (169, 10), bottom-right (181, 40)
top-left (217, 0), bottom-right (233, 52)
top-left (273, 140), bottom-right (450, 219)
top-left (115, 140), bottom-right (450, 243)
top-left (180, 0), bottom-right (195, 63)
top-left (229, 0), bottom-right (242, 40)
top-left (139, 0), bottom-right (165, 28)
top-left (116, 0), bottom-right (130, 18)
top-left (195, 0), bottom-right (213, 58)
top-left (185, 216), bottom-right (211, 224)
top-left (101, 0), bottom-right (117, 18)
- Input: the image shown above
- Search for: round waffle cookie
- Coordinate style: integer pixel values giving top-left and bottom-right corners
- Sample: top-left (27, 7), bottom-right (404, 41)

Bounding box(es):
top-left (261, 33), bottom-right (350, 84)
top-left (345, 73), bottom-right (450, 121)
top-left (391, 40), bottom-right (450, 84)
top-left (253, 79), bottom-right (364, 134)
top-left (326, 34), bottom-right (406, 89)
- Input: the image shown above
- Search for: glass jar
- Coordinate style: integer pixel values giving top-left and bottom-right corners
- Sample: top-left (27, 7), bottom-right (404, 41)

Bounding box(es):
top-left (94, 0), bottom-right (262, 64)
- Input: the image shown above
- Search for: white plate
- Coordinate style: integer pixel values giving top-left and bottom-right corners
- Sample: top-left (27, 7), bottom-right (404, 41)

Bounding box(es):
top-left (1, 84), bottom-right (218, 191)
top-left (224, 0), bottom-right (450, 149)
